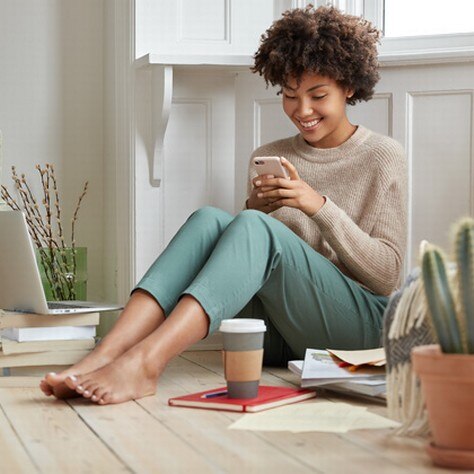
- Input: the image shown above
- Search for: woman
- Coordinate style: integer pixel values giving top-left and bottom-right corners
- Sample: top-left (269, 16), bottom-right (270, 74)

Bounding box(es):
top-left (40, 6), bottom-right (407, 405)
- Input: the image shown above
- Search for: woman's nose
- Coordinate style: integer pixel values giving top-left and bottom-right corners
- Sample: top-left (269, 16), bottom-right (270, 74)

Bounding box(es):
top-left (296, 98), bottom-right (313, 117)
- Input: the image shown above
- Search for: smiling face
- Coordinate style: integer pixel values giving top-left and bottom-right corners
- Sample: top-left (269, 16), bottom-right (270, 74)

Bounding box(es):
top-left (282, 73), bottom-right (356, 149)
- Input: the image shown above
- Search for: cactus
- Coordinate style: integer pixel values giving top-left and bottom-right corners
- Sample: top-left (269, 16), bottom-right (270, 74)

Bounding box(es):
top-left (455, 218), bottom-right (474, 352)
top-left (421, 244), bottom-right (463, 353)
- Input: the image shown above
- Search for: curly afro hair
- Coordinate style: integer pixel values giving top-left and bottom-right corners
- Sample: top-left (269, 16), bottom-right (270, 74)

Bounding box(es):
top-left (252, 5), bottom-right (381, 105)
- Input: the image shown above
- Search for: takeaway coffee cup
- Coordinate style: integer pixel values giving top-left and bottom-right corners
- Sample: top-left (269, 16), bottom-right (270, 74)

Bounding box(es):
top-left (219, 319), bottom-right (267, 399)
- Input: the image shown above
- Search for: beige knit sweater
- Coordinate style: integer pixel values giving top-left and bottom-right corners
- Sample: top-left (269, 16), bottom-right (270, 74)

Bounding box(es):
top-left (247, 126), bottom-right (408, 296)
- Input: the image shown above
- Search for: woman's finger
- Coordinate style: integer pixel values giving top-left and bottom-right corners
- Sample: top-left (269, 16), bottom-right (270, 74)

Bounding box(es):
top-left (253, 174), bottom-right (274, 187)
top-left (281, 157), bottom-right (300, 180)
top-left (258, 188), bottom-right (294, 200)
top-left (269, 198), bottom-right (295, 210)
top-left (257, 177), bottom-right (295, 189)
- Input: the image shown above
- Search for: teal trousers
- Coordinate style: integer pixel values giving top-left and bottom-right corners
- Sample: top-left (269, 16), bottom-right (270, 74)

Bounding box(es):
top-left (134, 206), bottom-right (389, 365)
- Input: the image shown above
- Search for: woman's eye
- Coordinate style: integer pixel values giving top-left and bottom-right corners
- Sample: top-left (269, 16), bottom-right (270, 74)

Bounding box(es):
top-left (284, 94), bottom-right (297, 99)
top-left (312, 95), bottom-right (327, 100)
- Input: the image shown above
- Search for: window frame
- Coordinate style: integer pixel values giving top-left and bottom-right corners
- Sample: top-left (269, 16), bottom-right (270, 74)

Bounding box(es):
top-left (313, 0), bottom-right (474, 65)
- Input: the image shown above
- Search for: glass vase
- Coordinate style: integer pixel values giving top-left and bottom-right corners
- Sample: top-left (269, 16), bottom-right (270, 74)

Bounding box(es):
top-left (35, 247), bottom-right (87, 301)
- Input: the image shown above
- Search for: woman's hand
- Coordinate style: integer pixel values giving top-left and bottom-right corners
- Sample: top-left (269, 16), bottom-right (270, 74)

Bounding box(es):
top-left (246, 174), bottom-right (278, 213)
top-left (253, 158), bottom-right (326, 216)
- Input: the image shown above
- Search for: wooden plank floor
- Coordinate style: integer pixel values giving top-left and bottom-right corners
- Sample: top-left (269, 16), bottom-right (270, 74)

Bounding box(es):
top-left (0, 351), bottom-right (456, 474)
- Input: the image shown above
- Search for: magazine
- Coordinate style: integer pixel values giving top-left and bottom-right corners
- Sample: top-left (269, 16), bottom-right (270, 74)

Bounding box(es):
top-left (289, 349), bottom-right (386, 399)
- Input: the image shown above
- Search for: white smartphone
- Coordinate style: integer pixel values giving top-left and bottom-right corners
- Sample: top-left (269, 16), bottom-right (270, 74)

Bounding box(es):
top-left (253, 156), bottom-right (290, 179)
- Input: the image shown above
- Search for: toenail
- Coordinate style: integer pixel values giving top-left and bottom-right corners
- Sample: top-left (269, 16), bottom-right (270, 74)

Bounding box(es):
top-left (69, 375), bottom-right (77, 381)
top-left (84, 390), bottom-right (90, 396)
top-left (77, 385), bottom-right (83, 391)
top-left (91, 395), bottom-right (98, 401)
top-left (48, 372), bottom-right (56, 376)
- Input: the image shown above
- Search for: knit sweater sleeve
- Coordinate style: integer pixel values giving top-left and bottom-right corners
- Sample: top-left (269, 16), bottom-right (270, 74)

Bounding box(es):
top-left (311, 144), bottom-right (408, 296)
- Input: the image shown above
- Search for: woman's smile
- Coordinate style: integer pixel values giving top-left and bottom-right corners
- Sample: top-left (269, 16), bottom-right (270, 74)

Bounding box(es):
top-left (297, 117), bottom-right (323, 132)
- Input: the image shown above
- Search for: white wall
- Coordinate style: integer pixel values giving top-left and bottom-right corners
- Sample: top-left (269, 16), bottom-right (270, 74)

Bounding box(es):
top-left (0, 0), bottom-right (105, 301)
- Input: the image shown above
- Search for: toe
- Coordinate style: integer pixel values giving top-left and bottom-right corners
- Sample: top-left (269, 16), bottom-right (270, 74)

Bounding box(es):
top-left (39, 380), bottom-right (53, 396)
top-left (93, 386), bottom-right (107, 402)
top-left (99, 392), bottom-right (112, 405)
top-left (83, 383), bottom-right (99, 399)
top-left (75, 384), bottom-right (85, 394)
top-left (82, 389), bottom-right (92, 399)
top-left (65, 374), bottom-right (80, 390)
top-left (90, 386), bottom-right (103, 403)
top-left (45, 371), bottom-right (70, 387)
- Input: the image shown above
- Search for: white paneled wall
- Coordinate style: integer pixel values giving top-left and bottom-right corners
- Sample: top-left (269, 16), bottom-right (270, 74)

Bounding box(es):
top-left (134, 70), bottom-right (236, 279)
top-left (234, 62), bottom-right (474, 274)
top-left (135, 66), bottom-right (474, 290)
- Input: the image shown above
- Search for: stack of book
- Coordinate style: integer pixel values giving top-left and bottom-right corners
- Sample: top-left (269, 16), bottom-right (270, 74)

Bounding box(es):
top-left (288, 347), bottom-right (386, 400)
top-left (0, 310), bottom-right (99, 383)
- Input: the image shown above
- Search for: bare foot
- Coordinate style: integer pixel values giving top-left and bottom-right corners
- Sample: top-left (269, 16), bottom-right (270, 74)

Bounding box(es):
top-left (39, 349), bottom-right (115, 399)
top-left (64, 347), bottom-right (160, 405)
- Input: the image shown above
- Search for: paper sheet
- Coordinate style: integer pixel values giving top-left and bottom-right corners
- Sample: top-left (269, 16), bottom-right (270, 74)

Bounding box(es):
top-left (326, 347), bottom-right (386, 366)
top-left (228, 401), bottom-right (399, 433)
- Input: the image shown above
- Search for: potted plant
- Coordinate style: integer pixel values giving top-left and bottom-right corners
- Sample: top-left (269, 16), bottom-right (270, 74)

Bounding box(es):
top-left (1, 164), bottom-right (89, 300)
top-left (412, 217), bottom-right (474, 469)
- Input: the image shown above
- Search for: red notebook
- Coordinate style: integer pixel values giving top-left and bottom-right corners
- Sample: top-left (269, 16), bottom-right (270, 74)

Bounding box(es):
top-left (168, 385), bottom-right (316, 413)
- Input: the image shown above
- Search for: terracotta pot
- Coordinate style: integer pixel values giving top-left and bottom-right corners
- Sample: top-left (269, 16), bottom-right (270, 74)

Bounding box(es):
top-left (412, 344), bottom-right (474, 470)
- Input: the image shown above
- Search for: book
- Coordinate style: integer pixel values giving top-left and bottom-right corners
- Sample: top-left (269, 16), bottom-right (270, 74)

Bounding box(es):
top-left (300, 349), bottom-right (385, 387)
top-left (288, 360), bottom-right (386, 398)
top-left (2, 325), bottom-right (96, 342)
top-left (169, 385), bottom-right (316, 412)
top-left (0, 311), bottom-right (100, 329)
top-left (0, 337), bottom-right (95, 355)
top-left (0, 349), bottom-right (91, 368)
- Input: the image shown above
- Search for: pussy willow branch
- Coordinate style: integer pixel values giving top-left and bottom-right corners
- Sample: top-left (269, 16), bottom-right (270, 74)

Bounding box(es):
top-left (1, 185), bottom-right (20, 211)
top-left (1, 184), bottom-right (59, 297)
top-left (3, 165), bottom-right (88, 300)
top-left (47, 164), bottom-right (75, 297)
top-left (49, 164), bottom-right (65, 248)
top-left (38, 165), bottom-right (68, 297)
top-left (71, 180), bottom-right (88, 280)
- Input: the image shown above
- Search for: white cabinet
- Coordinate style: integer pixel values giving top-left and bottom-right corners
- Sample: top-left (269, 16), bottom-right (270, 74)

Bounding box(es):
top-left (135, 0), bottom-right (276, 58)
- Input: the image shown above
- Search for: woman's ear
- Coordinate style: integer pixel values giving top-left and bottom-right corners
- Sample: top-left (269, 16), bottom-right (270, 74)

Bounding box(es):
top-left (346, 89), bottom-right (354, 99)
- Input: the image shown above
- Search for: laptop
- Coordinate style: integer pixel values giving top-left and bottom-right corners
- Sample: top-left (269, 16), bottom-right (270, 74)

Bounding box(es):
top-left (0, 210), bottom-right (123, 314)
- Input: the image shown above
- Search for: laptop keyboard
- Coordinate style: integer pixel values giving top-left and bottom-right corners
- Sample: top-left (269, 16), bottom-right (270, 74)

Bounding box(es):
top-left (47, 301), bottom-right (92, 309)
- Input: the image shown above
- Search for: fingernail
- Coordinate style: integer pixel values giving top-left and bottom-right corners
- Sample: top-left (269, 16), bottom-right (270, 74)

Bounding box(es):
top-left (281, 157), bottom-right (286, 162)
top-left (255, 180), bottom-right (261, 186)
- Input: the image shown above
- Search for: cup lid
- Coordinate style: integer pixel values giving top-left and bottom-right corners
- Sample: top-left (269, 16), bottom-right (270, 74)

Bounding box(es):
top-left (219, 318), bottom-right (267, 333)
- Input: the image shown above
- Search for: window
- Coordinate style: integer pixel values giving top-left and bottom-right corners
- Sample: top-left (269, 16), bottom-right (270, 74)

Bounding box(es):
top-left (384, 0), bottom-right (474, 38)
